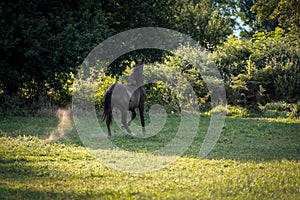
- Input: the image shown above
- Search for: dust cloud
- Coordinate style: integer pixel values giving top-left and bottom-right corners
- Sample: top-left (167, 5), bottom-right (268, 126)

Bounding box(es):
top-left (45, 107), bottom-right (72, 142)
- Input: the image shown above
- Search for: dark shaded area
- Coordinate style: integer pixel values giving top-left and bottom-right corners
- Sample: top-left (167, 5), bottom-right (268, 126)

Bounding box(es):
top-left (0, 0), bottom-right (234, 113)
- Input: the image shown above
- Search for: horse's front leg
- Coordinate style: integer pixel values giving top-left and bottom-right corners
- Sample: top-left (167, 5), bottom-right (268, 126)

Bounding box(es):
top-left (121, 110), bottom-right (134, 136)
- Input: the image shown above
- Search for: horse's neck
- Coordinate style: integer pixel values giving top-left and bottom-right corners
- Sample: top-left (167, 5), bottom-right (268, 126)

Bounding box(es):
top-left (126, 84), bottom-right (143, 92)
top-left (129, 65), bottom-right (144, 85)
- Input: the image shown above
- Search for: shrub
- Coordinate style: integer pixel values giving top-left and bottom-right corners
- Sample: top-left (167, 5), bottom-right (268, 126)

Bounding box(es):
top-left (262, 101), bottom-right (290, 112)
top-left (216, 28), bottom-right (300, 108)
top-left (0, 94), bottom-right (57, 117)
top-left (288, 102), bottom-right (300, 119)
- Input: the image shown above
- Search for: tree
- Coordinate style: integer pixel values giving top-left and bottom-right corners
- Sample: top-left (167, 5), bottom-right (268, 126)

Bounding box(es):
top-left (250, 0), bottom-right (299, 33)
top-left (237, 0), bottom-right (258, 36)
top-left (0, 0), bottom-right (112, 106)
top-left (102, 0), bottom-right (235, 47)
top-left (175, 0), bottom-right (235, 47)
top-left (1, 0), bottom-right (237, 112)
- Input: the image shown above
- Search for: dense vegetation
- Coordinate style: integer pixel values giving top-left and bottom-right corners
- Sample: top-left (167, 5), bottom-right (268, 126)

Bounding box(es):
top-left (1, 0), bottom-right (299, 116)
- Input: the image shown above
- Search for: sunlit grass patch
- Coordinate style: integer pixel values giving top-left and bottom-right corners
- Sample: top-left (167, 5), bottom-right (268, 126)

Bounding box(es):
top-left (0, 136), bottom-right (299, 199)
top-left (0, 115), bottom-right (299, 199)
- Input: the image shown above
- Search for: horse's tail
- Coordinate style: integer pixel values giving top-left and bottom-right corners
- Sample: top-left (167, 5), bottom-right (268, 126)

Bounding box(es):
top-left (102, 84), bottom-right (116, 123)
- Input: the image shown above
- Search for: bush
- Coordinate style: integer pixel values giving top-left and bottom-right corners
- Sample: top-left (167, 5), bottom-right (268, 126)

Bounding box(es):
top-left (262, 101), bottom-right (290, 112)
top-left (258, 101), bottom-right (300, 119)
top-left (288, 102), bottom-right (300, 119)
top-left (0, 94), bottom-right (57, 117)
top-left (216, 28), bottom-right (300, 108)
top-left (226, 105), bottom-right (249, 118)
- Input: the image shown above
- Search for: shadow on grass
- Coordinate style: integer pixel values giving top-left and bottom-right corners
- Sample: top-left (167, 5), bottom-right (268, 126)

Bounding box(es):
top-left (97, 116), bottom-right (300, 162)
top-left (0, 115), bottom-right (299, 162)
top-left (0, 185), bottom-right (113, 200)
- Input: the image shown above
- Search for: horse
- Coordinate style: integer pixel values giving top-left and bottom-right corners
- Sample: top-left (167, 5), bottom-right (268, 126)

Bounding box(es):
top-left (102, 58), bottom-right (146, 137)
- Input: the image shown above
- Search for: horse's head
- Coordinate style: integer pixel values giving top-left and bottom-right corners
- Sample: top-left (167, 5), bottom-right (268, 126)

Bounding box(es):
top-left (129, 58), bottom-right (144, 85)
top-left (133, 58), bottom-right (144, 67)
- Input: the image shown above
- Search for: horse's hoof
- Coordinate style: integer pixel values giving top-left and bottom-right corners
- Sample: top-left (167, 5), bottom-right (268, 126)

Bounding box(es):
top-left (127, 132), bottom-right (135, 137)
top-left (121, 123), bottom-right (130, 130)
top-left (142, 128), bottom-right (146, 136)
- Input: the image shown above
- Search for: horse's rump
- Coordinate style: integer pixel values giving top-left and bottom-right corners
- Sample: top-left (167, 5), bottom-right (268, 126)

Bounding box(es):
top-left (111, 84), bottom-right (145, 110)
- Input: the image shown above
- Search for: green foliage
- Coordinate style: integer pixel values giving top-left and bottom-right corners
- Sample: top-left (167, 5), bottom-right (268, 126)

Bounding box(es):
top-left (219, 105), bottom-right (249, 118)
top-left (104, 46), bottom-right (214, 114)
top-left (174, 0), bottom-right (235, 47)
top-left (0, 0), bottom-right (112, 107)
top-left (257, 101), bottom-right (300, 119)
top-left (1, 0), bottom-right (298, 116)
top-left (102, 0), bottom-right (235, 47)
top-left (238, 0), bottom-right (300, 35)
top-left (102, 0), bottom-right (235, 76)
top-left (71, 65), bottom-right (117, 112)
top-left (1, 0), bottom-right (236, 114)
top-left (144, 65), bottom-right (183, 114)
top-left (251, 0), bottom-right (300, 33)
top-left (216, 28), bottom-right (300, 108)
top-left (237, 0), bottom-right (257, 36)
top-left (95, 72), bottom-right (117, 109)
top-left (0, 94), bottom-right (59, 117)
top-left (262, 101), bottom-right (290, 112)
top-left (287, 102), bottom-right (300, 119)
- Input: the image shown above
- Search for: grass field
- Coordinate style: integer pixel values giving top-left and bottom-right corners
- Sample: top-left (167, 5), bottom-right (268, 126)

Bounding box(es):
top-left (0, 113), bottom-right (299, 199)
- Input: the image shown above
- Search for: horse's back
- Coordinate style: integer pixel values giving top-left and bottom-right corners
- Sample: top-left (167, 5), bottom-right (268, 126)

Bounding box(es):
top-left (107, 83), bottom-right (146, 110)
top-left (111, 84), bottom-right (129, 98)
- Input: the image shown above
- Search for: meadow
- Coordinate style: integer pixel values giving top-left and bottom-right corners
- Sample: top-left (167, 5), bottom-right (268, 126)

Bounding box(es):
top-left (0, 112), bottom-right (299, 199)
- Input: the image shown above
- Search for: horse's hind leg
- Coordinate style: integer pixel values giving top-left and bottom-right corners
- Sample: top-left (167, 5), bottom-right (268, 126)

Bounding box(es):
top-left (106, 118), bottom-right (112, 137)
top-left (121, 110), bottom-right (133, 136)
top-left (127, 109), bottom-right (137, 127)
top-left (139, 104), bottom-right (146, 135)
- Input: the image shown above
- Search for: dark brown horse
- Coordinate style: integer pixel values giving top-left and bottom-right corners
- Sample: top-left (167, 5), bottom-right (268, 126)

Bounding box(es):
top-left (102, 59), bottom-right (146, 137)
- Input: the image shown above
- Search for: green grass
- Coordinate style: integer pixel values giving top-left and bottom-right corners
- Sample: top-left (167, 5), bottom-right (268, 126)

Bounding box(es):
top-left (0, 114), bottom-right (299, 199)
